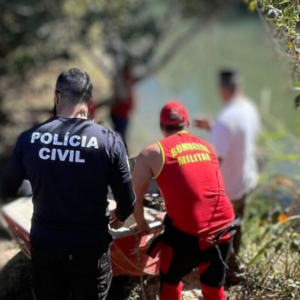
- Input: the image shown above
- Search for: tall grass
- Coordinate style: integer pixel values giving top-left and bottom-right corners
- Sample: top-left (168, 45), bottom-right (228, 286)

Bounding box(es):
top-left (228, 177), bottom-right (300, 300)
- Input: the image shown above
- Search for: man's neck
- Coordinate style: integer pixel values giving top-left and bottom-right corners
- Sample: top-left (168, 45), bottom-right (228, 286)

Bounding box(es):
top-left (164, 129), bottom-right (188, 138)
top-left (224, 91), bottom-right (242, 104)
top-left (57, 104), bottom-right (89, 119)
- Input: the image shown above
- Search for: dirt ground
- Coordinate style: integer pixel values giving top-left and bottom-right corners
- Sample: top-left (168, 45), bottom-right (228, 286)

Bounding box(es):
top-left (0, 241), bottom-right (33, 300)
top-left (0, 238), bottom-right (205, 300)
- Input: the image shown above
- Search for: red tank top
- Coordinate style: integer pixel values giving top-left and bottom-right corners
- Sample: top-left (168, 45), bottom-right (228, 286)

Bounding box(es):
top-left (155, 131), bottom-right (234, 239)
top-left (111, 93), bottom-right (134, 119)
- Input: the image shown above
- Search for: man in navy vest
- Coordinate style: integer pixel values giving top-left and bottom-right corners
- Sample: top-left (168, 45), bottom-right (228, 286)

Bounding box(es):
top-left (3, 68), bottom-right (136, 300)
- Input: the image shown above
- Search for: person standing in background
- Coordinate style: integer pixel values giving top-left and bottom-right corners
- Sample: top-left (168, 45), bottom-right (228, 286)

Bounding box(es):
top-left (90, 62), bottom-right (139, 144)
top-left (109, 64), bottom-right (136, 142)
top-left (194, 70), bottom-right (260, 286)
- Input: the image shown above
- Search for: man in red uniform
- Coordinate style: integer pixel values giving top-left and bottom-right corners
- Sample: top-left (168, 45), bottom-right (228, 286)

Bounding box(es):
top-left (133, 102), bottom-right (235, 300)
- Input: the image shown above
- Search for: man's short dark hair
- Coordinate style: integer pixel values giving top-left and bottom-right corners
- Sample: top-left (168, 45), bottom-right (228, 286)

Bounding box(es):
top-left (55, 68), bottom-right (93, 105)
top-left (219, 69), bottom-right (243, 92)
top-left (161, 124), bottom-right (186, 135)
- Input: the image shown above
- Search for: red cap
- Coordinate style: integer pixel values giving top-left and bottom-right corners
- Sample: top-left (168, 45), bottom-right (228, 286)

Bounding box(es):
top-left (160, 102), bottom-right (189, 127)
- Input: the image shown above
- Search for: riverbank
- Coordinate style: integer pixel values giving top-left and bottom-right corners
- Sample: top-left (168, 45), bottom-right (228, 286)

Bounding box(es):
top-left (1, 177), bottom-right (299, 300)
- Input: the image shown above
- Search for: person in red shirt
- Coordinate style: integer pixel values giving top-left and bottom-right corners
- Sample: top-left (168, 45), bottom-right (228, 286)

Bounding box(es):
top-left (110, 66), bottom-right (135, 138)
top-left (86, 65), bottom-right (136, 143)
top-left (133, 102), bottom-right (235, 300)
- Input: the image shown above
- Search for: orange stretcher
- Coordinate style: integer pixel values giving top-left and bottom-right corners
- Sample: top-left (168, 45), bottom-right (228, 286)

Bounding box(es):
top-left (1, 197), bottom-right (165, 276)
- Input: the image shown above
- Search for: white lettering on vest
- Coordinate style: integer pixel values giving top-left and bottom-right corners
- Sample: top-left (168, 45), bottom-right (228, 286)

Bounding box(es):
top-left (69, 150), bottom-right (74, 162)
top-left (81, 136), bottom-right (87, 147)
top-left (41, 133), bottom-right (53, 144)
top-left (63, 132), bottom-right (70, 146)
top-left (69, 135), bottom-right (81, 147)
top-left (39, 148), bottom-right (50, 160)
top-left (86, 137), bottom-right (99, 149)
top-left (31, 132), bottom-right (41, 143)
top-left (53, 134), bottom-right (63, 146)
top-left (51, 149), bottom-right (56, 160)
top-left (57, 149), bottom-right (69, 161)
top-left (75, 151), bottom-right (85, 163)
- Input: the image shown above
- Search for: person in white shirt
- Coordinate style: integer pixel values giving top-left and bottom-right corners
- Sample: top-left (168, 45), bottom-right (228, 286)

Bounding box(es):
top-left (194, 70), bottom-right (260, 286)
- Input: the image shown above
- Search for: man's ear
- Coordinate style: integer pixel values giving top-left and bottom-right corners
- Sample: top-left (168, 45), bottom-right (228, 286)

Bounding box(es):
top-left (161, 126), bottom-right (166, 138)
top-left (54, 92), bottom-right (60, 105)
top-left (88, 96), bottom-right (93, 107)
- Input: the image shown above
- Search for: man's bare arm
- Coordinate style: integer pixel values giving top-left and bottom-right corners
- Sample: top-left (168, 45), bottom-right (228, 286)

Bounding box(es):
top-left (132, 150), bottom-right (152, 231)
top-left (193, 118), bottom-right (213, 131)
top-left (132, 144), bottom-right (162, 231)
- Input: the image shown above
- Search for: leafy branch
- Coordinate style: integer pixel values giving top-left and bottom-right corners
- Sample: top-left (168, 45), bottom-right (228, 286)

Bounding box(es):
top-left (246, 0), bottom-right (300, 107)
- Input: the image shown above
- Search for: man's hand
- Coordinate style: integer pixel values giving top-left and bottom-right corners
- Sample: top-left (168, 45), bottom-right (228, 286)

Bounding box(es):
top-left (109, 210), bottom-right (125, 229)
top-left (193, 118), bottom-right (212, 131)
top-left (136, 218), bottom-right (150, 232)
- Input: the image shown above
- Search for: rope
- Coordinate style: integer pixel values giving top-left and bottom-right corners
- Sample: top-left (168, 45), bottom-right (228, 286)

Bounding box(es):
top-left (134, 231), bottom-right (147, 300)
top-left (112, 243), bottom-right (146, 274)
top-left (111, 232), bottom-right (156, 299)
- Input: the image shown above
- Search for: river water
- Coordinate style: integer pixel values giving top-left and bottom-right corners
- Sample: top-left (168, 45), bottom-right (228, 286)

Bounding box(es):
top-left (124, 17), bottom-right (300, 180)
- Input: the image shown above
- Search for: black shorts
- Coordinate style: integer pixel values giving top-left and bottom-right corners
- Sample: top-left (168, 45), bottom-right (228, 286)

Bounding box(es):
top-left (31, 243), bottom-right (112, 300)
top-left (159, 225), bottom-right (232, 288)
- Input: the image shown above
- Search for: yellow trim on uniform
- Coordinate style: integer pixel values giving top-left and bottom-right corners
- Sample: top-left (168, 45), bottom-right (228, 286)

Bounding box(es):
top-left (154, 141), bottom-right (165, 179)
top-left (177, 130), bottom-right (188, 134)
